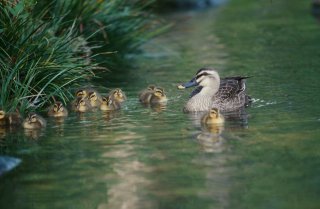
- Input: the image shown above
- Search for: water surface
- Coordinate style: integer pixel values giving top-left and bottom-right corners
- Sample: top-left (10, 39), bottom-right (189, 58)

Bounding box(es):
top-left (1, 3), bottom-right (320, 209)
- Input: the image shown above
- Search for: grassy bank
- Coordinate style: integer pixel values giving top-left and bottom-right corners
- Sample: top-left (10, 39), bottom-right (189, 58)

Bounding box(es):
top-left (0, 0), bottom-right (164, 114)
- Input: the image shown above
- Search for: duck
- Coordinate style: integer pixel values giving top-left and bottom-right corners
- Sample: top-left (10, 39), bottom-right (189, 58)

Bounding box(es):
top-left (0, 110), bottom-right (6, 126)
top-left (150, 88), bottom-right (168, 104)
top-left (109, 88), bottom-right (127, 104)
top-left (75, 89), bottom-right (89, 98)
top-left (100, 96), bottom-right (121, 111)
top-left (139, 85), bottom-right (156, 103)
top-left (23, 113), bottom-right (46, 129)
top-left (88, 91), bottom-right (102, 108)
top-left (74, 97), bottom-right (92, 113)
top-left (178, 67), bottom-right (251, 112)
top-left (48, 101), bottom-right (68, 117)
top-left (201, 108), bottom-right (225, 125)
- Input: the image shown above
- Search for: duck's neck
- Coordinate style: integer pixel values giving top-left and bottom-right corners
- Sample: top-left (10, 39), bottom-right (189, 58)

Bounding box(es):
top-left (184, 83), bottom-right (220, 112)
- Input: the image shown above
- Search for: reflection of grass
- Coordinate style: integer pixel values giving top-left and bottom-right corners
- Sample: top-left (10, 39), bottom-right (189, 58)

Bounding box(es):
top-left (0, 0), bottom-right (165, 114)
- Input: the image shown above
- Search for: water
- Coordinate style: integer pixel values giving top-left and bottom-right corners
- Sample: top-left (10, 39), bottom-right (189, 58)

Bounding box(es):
top-left (1, 3), bottom-right (320, 209)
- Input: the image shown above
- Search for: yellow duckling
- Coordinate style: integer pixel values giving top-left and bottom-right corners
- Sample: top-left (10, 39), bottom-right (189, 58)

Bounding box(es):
top-left (48, 101), bottom-right (68, 117)
top-left (139, 85), bottom-right (156, 103)
top-left (75, 89), bottom-right (89, 98)
top-left (150, 88), bottom-right (168, 104)
top-left (88, 91), bottom-right (102, 108)
top-left (201, 108), bottom-right (225, 125)
top-left (23, 113), bottom-right (46, 129)
top-left (74, 97), bottom-right (92, 113)
top-left (100, 96), bottom-right (121, 111)
top-left (109, 88), bottom-right (127, 104)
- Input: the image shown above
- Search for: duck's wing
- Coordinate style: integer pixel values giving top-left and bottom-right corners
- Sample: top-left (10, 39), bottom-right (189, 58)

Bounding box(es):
top-left (217, 76), bottom-right (250, 100)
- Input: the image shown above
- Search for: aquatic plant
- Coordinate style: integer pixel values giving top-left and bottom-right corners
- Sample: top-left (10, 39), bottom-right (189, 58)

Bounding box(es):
top-left (0, 0), bottom-right (165, 114)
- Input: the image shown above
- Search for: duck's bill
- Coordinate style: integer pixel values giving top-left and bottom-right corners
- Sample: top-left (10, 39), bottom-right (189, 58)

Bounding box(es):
top-left (177, 78), bottom-right (198, 89)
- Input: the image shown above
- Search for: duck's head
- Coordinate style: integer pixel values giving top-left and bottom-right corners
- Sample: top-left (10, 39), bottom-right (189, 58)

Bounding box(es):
top-left (209, 108), bottom-right (220, 118)
top-left (76, 89), bottom-right (88, 98)
top-left (112, 88), bottom-right (126, 102)
top-left (26, 113), bottom-right (39, 124)
top-left (147, 85), bottom-right (156, 91)
top-left (0, 110), bottom-right (5, 120)
top-left (178, 67), bottom-right (220, 89)
top-left (53, 102), bottom-right (65, 113)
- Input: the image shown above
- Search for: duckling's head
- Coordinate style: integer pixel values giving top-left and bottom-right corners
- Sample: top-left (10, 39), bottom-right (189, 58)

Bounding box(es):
top-left (209, 108), bottom-right (220, 118)
top-left (147, 85), bottom-right (156, 91)
top-left (76, 89), bottom-right (88, 98)
top-left (102, 96), bottom-right (113, 106)
top-left (76, 98), bottom-right (88, 109)
top-left (153, 88), bottom-right (166, 98)
top-left (178, 67), bottom-right (220, 89)
top-left (0, 110), bottom-right (5, 120)
top-left (89, 91), bottom-right (98, 102)
top-left (23, 113), bottom-right (46, 129)
top-left (112, 88), bottom-right (126, 102)
top-left (53, 102), bottom-right (65, 113)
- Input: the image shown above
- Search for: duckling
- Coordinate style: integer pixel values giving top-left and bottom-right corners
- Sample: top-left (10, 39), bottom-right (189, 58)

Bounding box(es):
top-left (74, 97), bottom-right (92, 113)
top-left (23, 113), bottom-right (46, 129)
top-left (100, 96), bottom-right (121, 111)
top-left (0, 110), bottom-right (6, 126)
top-left (109, 88), bottom-right (127, 104)
top-left (139, 85), bottom-right (156, 103)
top-left (48, 101), bottom-right (68, 117)
top-left (6, 112), bottom-right (22, 126)
top-left (88, 91), bottom-right (102, 108)
top-left (150, 88), bottom-right (168, 104)
top-left (75, 89), bottom-right (89, 98)
top-left (0, 110), bottom-right (22, 126)
top-left (201, 108), bottom-right (225, 125)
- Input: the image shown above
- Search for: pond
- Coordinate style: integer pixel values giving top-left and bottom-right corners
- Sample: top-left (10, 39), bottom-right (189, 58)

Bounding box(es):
top-left (1, 3), bottom-right (320, 209)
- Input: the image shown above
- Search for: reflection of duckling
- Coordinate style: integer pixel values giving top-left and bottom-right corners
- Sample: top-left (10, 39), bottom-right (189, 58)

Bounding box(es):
top-left (74, 98), bottom-right (92, 113)
top-left (23, 113), bottom-right (46, 129)
top-left (109, 88), bottom-right (127, 104)
top-left (139, 85), bottom-right (156, 103)
top-left (202, 108), bottom-right (224, 124)
top-left (100, 96), bottom-right (121, 111)
top-left (88, 91), bottom-right (102, 108)
top-left (48, 102), bottom-right (68, 117)
top-left (150, 88), bottom-right (168, 104)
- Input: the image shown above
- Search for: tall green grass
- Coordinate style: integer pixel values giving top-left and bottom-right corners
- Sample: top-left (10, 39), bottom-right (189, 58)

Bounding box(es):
top-left (0, 0), bottom-right (164, 114)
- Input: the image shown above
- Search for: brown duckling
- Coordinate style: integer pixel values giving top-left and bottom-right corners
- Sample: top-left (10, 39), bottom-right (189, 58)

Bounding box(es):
top-left (0, 110), bottom-right (22, 126)
top-left (150, 88), bottom-right (168, 104)
top-left (88, 91), bottom-right (102, 108)
top-left (74, 97), bottom-right (92, 113)
top-left (201, 108), bottom-right (225, 125)
top-left (100, 96), bottom-right (121, 111)
top-left (139, 85), bottom-right (156, 103)
top-left (0, 110), bottom-right (6, 126)
top-left (109, 88), bottom-right (127, 104)
top-left (48, 101), bottom-right (68, 117)
top-left (75, 89), bottom-right (89, 98)
top-left (23, 113), bottom-right (46, 129)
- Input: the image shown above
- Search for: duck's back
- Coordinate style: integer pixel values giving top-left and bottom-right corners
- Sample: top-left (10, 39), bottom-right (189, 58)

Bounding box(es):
top-left (213, 76), bottom-right (251, 111)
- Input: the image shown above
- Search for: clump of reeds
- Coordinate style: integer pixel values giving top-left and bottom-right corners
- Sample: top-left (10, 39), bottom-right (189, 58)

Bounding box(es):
top-left (0, 0), bottom-right (165, 114)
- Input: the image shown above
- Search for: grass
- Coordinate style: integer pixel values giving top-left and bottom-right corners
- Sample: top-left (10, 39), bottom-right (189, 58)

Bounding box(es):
top-left (0, 0), bottom-right (165, 115)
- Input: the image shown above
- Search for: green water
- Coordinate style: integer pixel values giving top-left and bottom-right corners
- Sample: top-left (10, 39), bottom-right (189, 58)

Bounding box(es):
top-left (1, 1), bottom-right (320, 209)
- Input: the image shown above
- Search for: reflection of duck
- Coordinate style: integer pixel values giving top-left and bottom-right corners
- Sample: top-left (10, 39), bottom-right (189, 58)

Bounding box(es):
top-left (100, 96), bottom-right (121, 111)
top-left (109, 88), bottom-right (127, 104)
top-left (178, 67), bottom-right (251, 112)
top-left (23, 113), bottom-right (46, 129)
top-left (48, 101), bottom-right (68, 117)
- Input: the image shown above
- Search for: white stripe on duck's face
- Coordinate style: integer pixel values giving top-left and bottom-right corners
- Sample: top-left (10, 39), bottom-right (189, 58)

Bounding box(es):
top-left (195, 70), bottom-right (220, 87)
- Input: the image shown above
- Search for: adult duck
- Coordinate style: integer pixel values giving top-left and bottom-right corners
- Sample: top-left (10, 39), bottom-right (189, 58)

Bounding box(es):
top-left (178, 67), bottom-right (251, 112)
